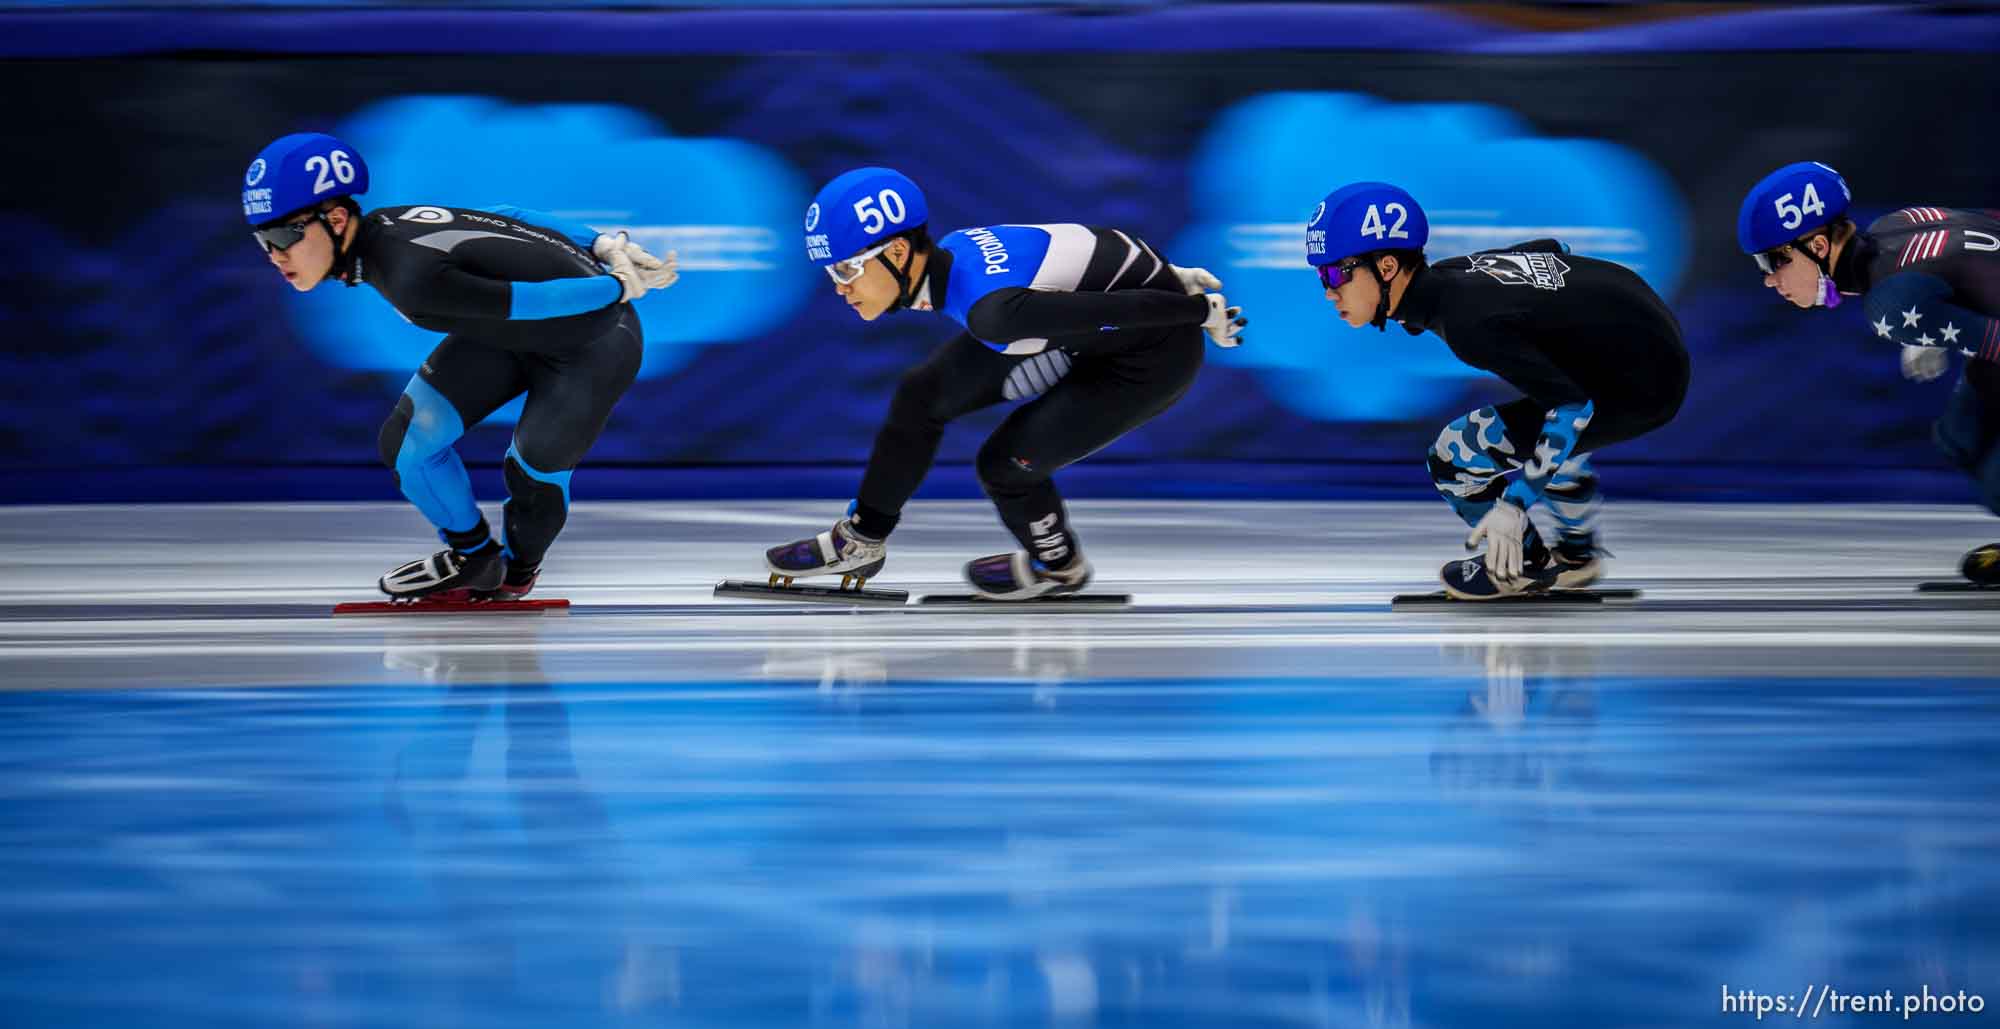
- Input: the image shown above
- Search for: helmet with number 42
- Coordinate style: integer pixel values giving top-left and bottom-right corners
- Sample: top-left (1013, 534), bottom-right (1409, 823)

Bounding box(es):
top-left (804, 167), bottom-right (929, 280)
top-left (1306, 182), bottom-right (1430, 269)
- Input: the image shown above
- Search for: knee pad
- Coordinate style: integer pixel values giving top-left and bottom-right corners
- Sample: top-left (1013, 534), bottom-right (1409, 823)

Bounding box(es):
top-left (378, 394), bottom-right (414, 471)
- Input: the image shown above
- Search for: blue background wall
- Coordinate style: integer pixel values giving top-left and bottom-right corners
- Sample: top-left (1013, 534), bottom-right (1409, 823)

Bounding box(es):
top-left (2, 5), bottom-right (1997, 502)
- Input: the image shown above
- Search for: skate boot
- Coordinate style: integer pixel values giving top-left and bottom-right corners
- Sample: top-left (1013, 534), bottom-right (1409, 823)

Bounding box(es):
top-left (1963, 543), bottom-right (2000, 587)
top-left (379, 543), bottom-right (506, 602)
top-left (1551, 536), bottom-right (1606, 591)
top-left (965, 551), bottom-right (1093, 601)
top-left (764, 516), bottom-right (887, 589)
top-left (1440, 548), bottom-right (1561, 601)
top-left (483, 561), bottom-right (540, 601)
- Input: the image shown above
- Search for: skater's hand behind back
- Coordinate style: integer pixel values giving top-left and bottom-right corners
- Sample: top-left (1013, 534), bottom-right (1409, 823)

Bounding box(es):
top-left (1202, 293), bottom-right (1247, 348)
top-left (1169, 264), bottom-right (1222, 296)
top-left (1900, 343), bottom-right (1948, 383)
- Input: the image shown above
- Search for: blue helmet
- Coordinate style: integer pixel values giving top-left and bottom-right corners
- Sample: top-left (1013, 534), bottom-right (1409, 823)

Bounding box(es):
top-left (1307, 182), bottom-right (1429, 267)
top-left (242, 132), bottom-right (370, 226)
top-left (1737, 161), bottom-right (1850, 254)
top-left (804, 167), bottom-right (928, 266)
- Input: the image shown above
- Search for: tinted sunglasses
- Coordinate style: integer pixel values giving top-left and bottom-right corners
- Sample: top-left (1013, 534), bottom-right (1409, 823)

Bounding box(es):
top-left (1751, 244), bottom-right (1798, 276)
top-left (1753, 232), bottom-right (1831, 276)
top-left (253, 215), bottom-right (321, 254)
top-left (1317, 259), bottom-right (1366, 290)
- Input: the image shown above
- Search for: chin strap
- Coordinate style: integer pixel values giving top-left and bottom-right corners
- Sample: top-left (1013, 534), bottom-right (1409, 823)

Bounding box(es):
top-left (1803, 238), bottom-right (1842, 310)
top-left (325, 210), bottom-right (363, 286)
top-left (1368, 262), bottom-right (1392, 331)
top-left (877, 246), bottom-right (922, 313)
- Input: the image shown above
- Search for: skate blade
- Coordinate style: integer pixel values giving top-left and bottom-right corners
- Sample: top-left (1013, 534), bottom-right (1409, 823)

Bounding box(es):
top-left (333, 598), bottom-right (570, 616)
top-left (1915, 581), bottom-right (2000, 594)
top-left (714, 580), bottom-right (909, 605)
top-left (1392, 588), bottom-right (1640, 608)
top-left (919, 593), bottom-right (1133, 607)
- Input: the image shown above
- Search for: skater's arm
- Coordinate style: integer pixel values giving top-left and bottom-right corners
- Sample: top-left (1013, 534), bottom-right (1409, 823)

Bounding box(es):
top-left (413, 264), bottom-right (623, 323)
top-left (478, 205), bottom-right (603, 253)
top-left (1501, 399), bottom-right (1595, 509)
top-left (964, 287), bottom-right (1207, 348)
top-left (1865, 272), bottom-right (2000, 364)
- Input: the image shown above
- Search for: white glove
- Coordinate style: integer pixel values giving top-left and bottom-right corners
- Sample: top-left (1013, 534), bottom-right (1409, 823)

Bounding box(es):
top-left (1900, 343), bottom-right (1948, 383)
top-left (1467, 501), bottom-right (1530, 582)
top-left (1201, 293), bottom-right (1246, 348)
top-left (622, 238), bottom-right (679, 291)
top-left (593, 231), bottom-right (647, 303)
top-left (1169, 264), bottom-right (1222, 296)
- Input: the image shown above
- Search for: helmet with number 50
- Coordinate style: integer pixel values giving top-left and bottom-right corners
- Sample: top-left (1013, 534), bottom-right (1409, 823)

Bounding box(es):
top-left (806, 167), bottom-right (931, 317)
top-left (805, 168), bottom-right (928, 268)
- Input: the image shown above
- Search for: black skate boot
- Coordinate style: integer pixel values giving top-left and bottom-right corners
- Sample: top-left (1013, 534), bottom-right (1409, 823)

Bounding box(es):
top-left (484, 561), bottom-right (540, 601)
top-left (965, 551), bottom-right (1093, 601)
top-left (1552, 536), bottom-right (1606, 591)
top-left (1963, 543), bottom-right (2000, 587)
top-left (764, 516), bottom-right (887, 588)
top-left (1440, 538), bottom-right (1561, 601)
top-left (379, 542), bottom-right (506, 602)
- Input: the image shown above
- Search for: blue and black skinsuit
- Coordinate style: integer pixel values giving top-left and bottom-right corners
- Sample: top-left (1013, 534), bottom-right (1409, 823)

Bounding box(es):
top-left (350, 205), bottom-right (640, 574)
top-left (850, 223), bottom-right (1208, 569)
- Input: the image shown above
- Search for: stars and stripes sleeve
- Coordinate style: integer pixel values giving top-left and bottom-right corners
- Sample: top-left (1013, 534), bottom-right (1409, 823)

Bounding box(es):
top-left (1862, 271), bottom-right (2000, 364)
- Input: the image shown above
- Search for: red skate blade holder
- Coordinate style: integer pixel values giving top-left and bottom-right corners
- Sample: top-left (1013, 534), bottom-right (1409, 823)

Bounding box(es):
top-left (333, 598), bottom-right (570, 616)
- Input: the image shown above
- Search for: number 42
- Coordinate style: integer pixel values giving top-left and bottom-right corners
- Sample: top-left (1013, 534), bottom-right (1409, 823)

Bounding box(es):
top-left (1360, 203), bottom-right (1410, 241)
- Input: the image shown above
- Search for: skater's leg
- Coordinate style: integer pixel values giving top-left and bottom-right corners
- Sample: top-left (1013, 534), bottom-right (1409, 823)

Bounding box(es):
top-left (378, 336), bottom-right (526, 550)
top-left (853, 333), bottom-right (1015, 538)
top-left (1543, 455), bottom-right (1601, 548)
top-left (503, 310), bottom-right (643, 574)
top-left (1934, 361), bottom-right (2000, 516)
top-left (1426, 399), bottom-right (1543, 529)
top-left (974, 327), bottom-right (1204, 571)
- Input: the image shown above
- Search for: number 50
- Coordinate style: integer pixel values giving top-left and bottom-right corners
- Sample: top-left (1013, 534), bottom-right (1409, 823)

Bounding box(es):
top-left (853, 189), bottom-right (908, 235)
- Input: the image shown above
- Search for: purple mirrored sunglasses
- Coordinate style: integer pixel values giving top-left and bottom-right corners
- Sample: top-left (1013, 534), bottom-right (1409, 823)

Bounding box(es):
top-left (1317, 259), bottom-right (1365, 290)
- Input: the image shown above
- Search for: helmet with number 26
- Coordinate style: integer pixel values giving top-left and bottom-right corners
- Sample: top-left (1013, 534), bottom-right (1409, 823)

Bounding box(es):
top-left (242, 132), bottom-right (370, 227)
top-left (1737, 161), bottom-right (1850, 256)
